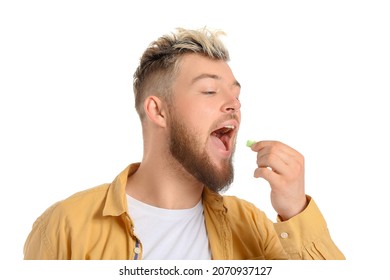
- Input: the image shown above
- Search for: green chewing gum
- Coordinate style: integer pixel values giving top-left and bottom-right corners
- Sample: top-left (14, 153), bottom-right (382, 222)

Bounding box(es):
top-left (246, 140), bottom-right (257, 147)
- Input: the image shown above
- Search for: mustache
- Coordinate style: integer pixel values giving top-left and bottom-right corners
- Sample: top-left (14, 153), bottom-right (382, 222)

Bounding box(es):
top-left (210, 113), bottom-right (240, 131)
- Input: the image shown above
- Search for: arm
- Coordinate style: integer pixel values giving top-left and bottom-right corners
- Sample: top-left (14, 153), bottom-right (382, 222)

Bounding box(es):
top-left (250, 141), bottom-right (345, 259)
top-left (24, 202), bottom-right (69, 260)
top-left (273, 196), bottom-right (345, 259)
top-left (24, 205), bottom-right (57, 260)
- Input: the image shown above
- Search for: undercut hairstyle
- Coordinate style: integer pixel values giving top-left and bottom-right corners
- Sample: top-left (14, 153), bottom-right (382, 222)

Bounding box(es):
top-left (133, 27), bottom-right (230, 120)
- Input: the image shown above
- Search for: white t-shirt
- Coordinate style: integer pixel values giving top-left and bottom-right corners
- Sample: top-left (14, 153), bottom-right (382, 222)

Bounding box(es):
top-left (127, 195), bottom-right (211, 260)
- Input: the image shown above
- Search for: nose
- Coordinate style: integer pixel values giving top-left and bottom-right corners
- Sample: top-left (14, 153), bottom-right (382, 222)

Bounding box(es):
top-left (222, 95), bottom-right (241, 113)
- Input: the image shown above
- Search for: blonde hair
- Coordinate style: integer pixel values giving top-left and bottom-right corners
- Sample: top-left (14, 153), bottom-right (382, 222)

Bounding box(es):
top-left (133, 27), bottom-right (230, 119)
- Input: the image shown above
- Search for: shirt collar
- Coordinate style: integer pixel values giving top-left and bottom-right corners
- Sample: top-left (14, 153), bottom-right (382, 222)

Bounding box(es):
top-left (102, 162), bottom-right (227, 216)
top-left (202, 185), bottom-right (227, 213)
top-left (102, 163), bottom-right (140, 216)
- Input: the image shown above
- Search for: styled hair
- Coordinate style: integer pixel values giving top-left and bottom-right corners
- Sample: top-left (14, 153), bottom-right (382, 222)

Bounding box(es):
top-left (133, 27), bottom-right (230, 119)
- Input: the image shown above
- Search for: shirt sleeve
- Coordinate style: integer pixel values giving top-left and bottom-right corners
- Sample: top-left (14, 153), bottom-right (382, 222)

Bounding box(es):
top-left (24, 204), bottom-right (57, 260)
top-left (273, 196), bottom-right (345, 260)
top-left (24, 202), bottom-right (70, 260)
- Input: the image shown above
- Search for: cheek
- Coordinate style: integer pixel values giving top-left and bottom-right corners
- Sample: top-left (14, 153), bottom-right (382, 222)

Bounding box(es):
top-left (194, 99), bottom-right (218, 119)
top-left (190, 108), bottom-right (216, 138)
top-left (176, 101), bottom-right (213, 125)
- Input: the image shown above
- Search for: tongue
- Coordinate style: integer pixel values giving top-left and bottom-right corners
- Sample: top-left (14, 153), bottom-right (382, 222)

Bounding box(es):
top-left (210, 135), bottom-right (227, 151)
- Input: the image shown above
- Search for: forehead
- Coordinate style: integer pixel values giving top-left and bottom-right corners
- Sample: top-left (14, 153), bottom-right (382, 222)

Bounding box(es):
top-left (175, 53), bottom-right (237, 86)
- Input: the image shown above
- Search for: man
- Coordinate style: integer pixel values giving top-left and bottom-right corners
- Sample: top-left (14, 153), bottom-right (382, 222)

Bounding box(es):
top-left (24, 27), bottom-right (345, 260)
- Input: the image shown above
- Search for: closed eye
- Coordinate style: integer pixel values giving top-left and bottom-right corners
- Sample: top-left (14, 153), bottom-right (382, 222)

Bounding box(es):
top-left (202, 91), bottom-right (217, 95)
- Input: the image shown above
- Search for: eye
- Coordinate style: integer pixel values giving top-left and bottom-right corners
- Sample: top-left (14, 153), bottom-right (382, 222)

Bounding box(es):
top-left (202, 91), bottom-right (216, 95)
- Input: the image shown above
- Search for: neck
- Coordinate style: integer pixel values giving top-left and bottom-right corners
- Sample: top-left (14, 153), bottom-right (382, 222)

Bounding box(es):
top-left (126, 147), bottom-right (204, 209)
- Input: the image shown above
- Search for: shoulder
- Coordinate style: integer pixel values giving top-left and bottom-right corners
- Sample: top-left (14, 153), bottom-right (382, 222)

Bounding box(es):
top-left (34, 184), bottom-right (110, 226)
top-left (58, 184), bottom-right (109, 209)
top-left (221, 195), bottom-right (278, 252)
top-left (223, 195), bottom-right (260, 211)
top-left (222, 195), bottom-right (269, 224)
top-left (60, 184), bottom-right (110, 207)
top-left (203, 187), bottom-right (268, 221)
top-left (24, 184), bottom-right (113, 259)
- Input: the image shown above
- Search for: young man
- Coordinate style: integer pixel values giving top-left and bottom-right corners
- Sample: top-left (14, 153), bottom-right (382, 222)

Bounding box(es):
top-left (24, 28), bottom-right (345, 260)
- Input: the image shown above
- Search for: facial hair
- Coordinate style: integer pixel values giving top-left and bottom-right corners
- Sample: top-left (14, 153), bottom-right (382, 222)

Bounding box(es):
top-left (168, 113), bottom-right (234, 193)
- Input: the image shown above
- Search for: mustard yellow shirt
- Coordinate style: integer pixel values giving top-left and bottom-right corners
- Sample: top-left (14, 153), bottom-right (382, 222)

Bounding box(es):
top-left (24, 163), bottom-right (345, 260)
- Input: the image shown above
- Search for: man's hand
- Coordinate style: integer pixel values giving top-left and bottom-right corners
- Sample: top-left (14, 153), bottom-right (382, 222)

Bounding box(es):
top-left (250, 141), bottom-right (308, 220)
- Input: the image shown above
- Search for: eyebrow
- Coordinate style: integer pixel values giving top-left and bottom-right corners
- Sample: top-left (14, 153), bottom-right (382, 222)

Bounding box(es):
top-left (191, 73), bottom-right (241, 88)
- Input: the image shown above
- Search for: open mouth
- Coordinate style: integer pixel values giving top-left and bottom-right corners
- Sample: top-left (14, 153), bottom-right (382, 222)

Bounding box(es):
top-left (210, 125), bottom-right (235, 151)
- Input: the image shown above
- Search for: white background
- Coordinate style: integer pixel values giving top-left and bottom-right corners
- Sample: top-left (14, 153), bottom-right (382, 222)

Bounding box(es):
top-left (1, 0), bottom-right (389, 278)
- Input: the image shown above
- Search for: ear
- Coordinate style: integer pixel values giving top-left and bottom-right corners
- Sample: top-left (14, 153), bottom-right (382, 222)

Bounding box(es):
top-left (144, 96), bottom-right (168, 128)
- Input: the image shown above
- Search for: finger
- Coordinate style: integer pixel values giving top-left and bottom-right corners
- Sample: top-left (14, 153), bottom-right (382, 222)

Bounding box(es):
top-left (256, 151), bottom-right (289, 175)
top-left (253, 167), bottom-right (279, 183)
top-left (252, 140), bottom-right (303, 167)
top-left (251, 140), bottom-right (300, 159)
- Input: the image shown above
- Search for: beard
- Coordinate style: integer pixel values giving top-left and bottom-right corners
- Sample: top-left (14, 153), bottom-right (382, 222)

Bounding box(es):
top-left (168, 113), bottom-right (235, 193)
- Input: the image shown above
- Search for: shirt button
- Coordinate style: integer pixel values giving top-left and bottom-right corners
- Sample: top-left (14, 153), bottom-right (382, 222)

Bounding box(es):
top-left (280, 232), bottom-right (289, 239)
top-left (134, 247), bottom-right (141, 254)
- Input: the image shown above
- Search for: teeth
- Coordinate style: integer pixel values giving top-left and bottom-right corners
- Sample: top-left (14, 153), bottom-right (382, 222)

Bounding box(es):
top-left (212, 125), bottom-right (236, 137)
